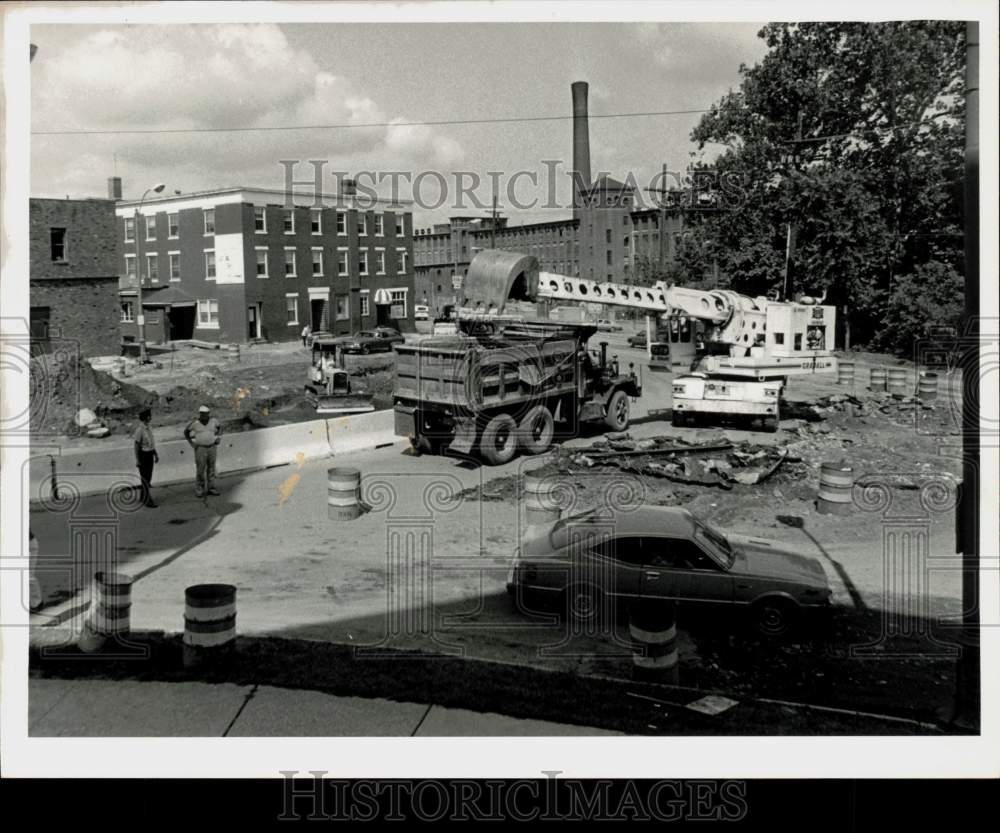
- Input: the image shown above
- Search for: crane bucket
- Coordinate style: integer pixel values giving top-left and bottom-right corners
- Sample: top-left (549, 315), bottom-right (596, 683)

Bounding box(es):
top-left (461, 250), bottom-right (540, 314)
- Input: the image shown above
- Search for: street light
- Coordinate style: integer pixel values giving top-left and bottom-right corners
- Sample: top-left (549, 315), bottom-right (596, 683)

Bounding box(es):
top-left (135, 183), bottom-right (165, 363)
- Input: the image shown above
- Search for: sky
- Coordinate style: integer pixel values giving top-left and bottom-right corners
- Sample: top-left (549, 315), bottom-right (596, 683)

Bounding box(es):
top-left (29, 21), bottom-right (770, 228)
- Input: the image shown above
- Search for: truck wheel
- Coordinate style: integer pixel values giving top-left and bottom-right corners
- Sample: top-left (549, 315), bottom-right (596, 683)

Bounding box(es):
top-left (604, 390), bottom-right (630, 431)
top-left (763, 415), bottom-right (779, 433)
top-left (671, 410), bottom-right (685, 428)
top-left (480, 414), bottom-right (518, 465)
top-left (517, 406), bottom-right (554, 454)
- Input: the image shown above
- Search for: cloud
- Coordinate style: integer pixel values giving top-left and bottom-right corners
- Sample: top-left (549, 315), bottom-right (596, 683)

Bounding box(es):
top-left (30, 23), bottom-right (463, 198)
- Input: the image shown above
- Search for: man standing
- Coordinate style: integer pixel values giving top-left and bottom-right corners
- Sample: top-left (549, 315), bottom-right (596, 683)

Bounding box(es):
top-left (132, 407), bottom-right (159, 508)
top-left (301, 323), bottom-right (311, 347)
top-left (184, 405), bottom-right (222, 497)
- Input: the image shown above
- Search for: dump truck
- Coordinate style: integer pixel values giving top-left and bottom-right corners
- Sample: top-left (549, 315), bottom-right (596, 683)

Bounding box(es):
top-left (393, 318), bottom-right (642, 464)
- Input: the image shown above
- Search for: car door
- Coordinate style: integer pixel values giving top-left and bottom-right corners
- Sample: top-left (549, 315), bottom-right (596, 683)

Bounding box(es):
top-left (587, 535), bottom-right (647, 601)
top-left (641, 538), bottom-right (734, 604)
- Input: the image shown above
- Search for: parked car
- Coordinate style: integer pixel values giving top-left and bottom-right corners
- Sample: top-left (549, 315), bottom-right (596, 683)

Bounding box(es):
top-left (595, 319), bottom-right (623, 332)
top-left (414, 305), bottom-right (430, 321)
top-left (507, 506), bottom-right (832, 635)
top-left (331, 327), bottom-right (404, 354)
top-left (627, 331), bottom-right (648, 348)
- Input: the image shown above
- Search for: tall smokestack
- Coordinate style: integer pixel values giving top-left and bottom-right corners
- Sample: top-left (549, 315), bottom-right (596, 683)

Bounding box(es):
top-left (571, 81), bottom-right (592, 218)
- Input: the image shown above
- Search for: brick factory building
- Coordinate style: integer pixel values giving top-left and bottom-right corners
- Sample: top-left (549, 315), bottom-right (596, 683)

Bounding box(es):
top-left (116, 184), bottom-right (414, 345)
top-left (29, 197), bottom-right (122, 358)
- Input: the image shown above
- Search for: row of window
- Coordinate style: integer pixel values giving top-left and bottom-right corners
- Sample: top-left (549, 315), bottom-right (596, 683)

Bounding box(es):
top-left (123, 247), bottom-right (409, 283)
top-left (121, 289), bottom-right (409, 328)
top-left (124, 207), bottom-right (406, 242)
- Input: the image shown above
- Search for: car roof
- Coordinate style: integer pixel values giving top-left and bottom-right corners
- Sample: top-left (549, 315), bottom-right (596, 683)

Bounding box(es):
top-left (552, 505), bottom-right (696, 542)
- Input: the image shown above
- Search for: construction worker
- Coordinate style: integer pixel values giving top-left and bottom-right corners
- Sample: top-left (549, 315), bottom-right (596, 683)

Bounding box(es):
top-left (301, 323), bottom-right (311, 347)
top-left (184, 405), bottom-right (222, 497)
top-left (132, 407), bottom-right (159, 507)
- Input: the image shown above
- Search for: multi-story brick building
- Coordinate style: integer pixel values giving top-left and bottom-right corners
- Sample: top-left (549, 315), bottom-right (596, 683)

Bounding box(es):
top-left (116, 185), bottom-right (414, 345)
top-left (29, 197), bottom-right (121, 357)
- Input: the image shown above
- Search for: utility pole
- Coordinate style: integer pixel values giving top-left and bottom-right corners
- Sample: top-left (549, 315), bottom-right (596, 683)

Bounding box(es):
top-left (781, 112), bottom-right (804, 302)
top-left (490, 190), bottom-right (497, 250)
top-left (658, 163), bottom-right (667, 272)
top-left (955, 20), bottom-right (980, 728)
top-left (134, 184), bottom-right (165, 363)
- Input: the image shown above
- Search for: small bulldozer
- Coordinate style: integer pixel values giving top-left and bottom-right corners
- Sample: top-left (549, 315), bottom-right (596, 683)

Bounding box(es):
top-left (305, 338), bottom-right (375, 416)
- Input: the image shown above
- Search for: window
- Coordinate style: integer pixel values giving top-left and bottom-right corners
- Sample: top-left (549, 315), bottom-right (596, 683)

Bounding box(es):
top-left (311, 248), bottom-right (324, 275)
top-left (197, 299), bottom-right (219, 328)
top-left (397, 248), bottom-right (409, 274)
top-left (623, 237), bottom-right (629, 248)
top-left (204, 250), bottom-right (216, 279)
top-left (606, 250), bottom-right (612, 266)
top-left (359, 250), bottom-right (368, 276)
top-left (605, 229), bottom-right (611, 244)
top-left (145, 215), bottom-right (156, 241)
top-left (374, 214), bottom-right (384, 236)
top-left (169, 252), bottom-right (181, 281)
top-left (335, 295), bottom-right (350, 321)
top-left (774, 332), bottom-right (785, 345)
top-left (395, 214), bottom-right (405, 236)
top-left (255, 248), bottom-right (269, 278)
top-left (284, 248), bottom-right (297, 277)
top-left (374, 250), bottom-right (386, 275)
top-left (254, 206), bottom-right (267, 233)
top-left (311, 209), bottom-right (322, 234)
top-left (50, 228), bottom-right (67, 262)
top-left (285, 294), bottom-right (299, 325)
top-left (168, 212), bottom-right (179, 238)
top-left (146, 254), bottom-right (159, 283)
top-left (124, 254), bottom-right (136, 280)
top-left (358, 213), bottom-right (367, 236)
top-left (794, 333), bottom-right (803, 351)
top-left (284, 209), bottom-right (295, 234)
top-left (390, 289), bottom-right (407, 318)
top-left (124, 217), bottom-right (135, 242)
top-left (360, 293), bottom-right (370, 317)
top-left (337, 249), bottom-right (349, 276)
top-left (336, 212), bottom-right (346, 235)
top-left (203, 209), bottom-right (215, 235)
top-left (120, 301), bottom-right (135, 323)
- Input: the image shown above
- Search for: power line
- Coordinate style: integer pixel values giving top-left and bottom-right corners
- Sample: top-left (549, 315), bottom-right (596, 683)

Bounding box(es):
top-left (31, 107), bottom-right (741, 137)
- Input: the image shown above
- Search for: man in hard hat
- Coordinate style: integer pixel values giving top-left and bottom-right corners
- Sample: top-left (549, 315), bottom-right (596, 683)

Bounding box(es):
top-left (184, 405), bottom-right (222, 497)
top-left (132, 407), bottom-right (159, 507)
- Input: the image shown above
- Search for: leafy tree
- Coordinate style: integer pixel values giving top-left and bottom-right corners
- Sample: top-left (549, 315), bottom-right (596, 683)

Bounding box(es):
top-left (875, 260), bottom-right (964, 356)
top-left (685, 22), bottom-right (965, 346)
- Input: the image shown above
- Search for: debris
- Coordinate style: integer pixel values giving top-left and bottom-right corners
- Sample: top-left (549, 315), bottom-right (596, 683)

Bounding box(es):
top-left (686, 695), bottom-right (739, 716)
top-left (75, 408), bottom-right (97, 427)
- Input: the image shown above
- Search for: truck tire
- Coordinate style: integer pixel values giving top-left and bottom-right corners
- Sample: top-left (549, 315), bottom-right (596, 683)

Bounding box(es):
top-left (517, 405), bottom-right (554, 455)
top-left (479, 414), bottom-right (518, 465)
top-left (604, 390), bottom-right (630, 432)
top-left (671, 410), bottom-right (685, 428)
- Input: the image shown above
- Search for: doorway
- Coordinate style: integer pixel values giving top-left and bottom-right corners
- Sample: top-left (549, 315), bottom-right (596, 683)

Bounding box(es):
top-left (311, 298), bottom-right (329, 332)
top-left (376, 303), bottom-right (391, 327)
top-left (168, 306), bottom-right (195, 341)
top-left (247, 303), bottom-right (262, 340)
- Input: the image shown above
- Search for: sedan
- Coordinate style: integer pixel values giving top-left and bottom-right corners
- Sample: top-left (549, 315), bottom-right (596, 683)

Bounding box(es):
top-left (595, 319), bottom-right (623, 332)
top-left (507, 506), bottom-right (831, 635)
top-left (627, 331), bottom-right (648, 348)
top-left (332, 328), bottom-right (403, 354)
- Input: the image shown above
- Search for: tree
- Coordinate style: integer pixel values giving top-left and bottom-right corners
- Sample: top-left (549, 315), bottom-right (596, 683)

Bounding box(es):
top-left (876, 261), bottom-right (964, 357)
top-left (685, 22), bottom-right (965, 346)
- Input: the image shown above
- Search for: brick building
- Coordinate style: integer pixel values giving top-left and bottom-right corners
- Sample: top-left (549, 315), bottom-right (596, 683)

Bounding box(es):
top-left (29, 197), bottom-right (121, 357)
top-left (116, 186), bottom-right (414, 345)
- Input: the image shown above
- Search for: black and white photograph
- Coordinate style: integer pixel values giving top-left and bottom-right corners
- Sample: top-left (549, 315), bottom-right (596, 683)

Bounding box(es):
top-left (1, 0), bottom-right (997, 803)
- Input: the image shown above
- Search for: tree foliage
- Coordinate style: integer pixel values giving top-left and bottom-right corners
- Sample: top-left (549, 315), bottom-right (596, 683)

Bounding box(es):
top-left (680, 22), bottom-right (966, 351)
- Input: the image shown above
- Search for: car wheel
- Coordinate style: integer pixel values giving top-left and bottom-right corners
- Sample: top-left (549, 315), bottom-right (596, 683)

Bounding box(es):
top-left (753, 598), bottom-right (798, 637)
top-left (604, 390), bottom-right (630, 431)
top-left (517, 405), bottom-right (554, 454)
top-left (479, 414), bottom-right (518, 465)
top-left (563, 584), bottom-right (604, 624)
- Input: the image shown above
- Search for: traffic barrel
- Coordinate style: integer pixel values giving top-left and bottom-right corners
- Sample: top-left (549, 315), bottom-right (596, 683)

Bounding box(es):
top-left (523, 470), bottom-right (561, 529)
top-left (327, 467), bottom-right (361, 521)
top-left (836, 360), bottom-right (855, 386)
top-left (183, 583), bottom-right (236, 668)
top-left (816, 462), bottom-right (854, 515)
top-left (869, 367), bottom-right (887, 392)
top-left (629, 599), bottom-right (679, 683)
top-left (918, 371), bottom-right (938, 402)
top-left (887, 367), bottom-right (910, 397)
top-left (78, 571), bottom-right (133, 653)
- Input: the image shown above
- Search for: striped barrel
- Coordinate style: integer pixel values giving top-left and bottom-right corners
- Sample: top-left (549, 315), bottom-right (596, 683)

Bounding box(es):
top-left (523, 470), bottom-right (560, 529)
top-left (183, 583), bottom-right (236, 668)
top-left (887, 367), bottom-right (910, 397)
top-left (836, 360), bottom-right (855, 386)
top-left (816, 462), bottom-right (854, 515)
top-left (917, 371), bottom-right (938, 401)
top-left (327, 467), bottom-right (361, 521)
top-left (629, 600), bottom-right (679, 682)
top-left (78, 571), bottom-right (133, 653)
top-left (869, 367), bottom-right (887, 392)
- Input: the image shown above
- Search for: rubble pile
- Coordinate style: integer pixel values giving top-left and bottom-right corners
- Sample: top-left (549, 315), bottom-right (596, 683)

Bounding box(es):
top-left (552, 432), bottom-right (795, 490)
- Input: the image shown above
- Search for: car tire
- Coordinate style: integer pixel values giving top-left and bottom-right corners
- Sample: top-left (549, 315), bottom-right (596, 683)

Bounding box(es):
top-left (563, 583), bottom-right (604, 625)
top-left (604, 390), bottom-right (630, 431)
top-left (753, 597), bottom-right (798, 637)
top-left (479, 414), bottom-right (518, 465)
top-left (517, 405), bottom-right (555, 454)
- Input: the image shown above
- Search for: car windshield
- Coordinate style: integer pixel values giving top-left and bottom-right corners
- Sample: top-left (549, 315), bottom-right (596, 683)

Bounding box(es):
top-left (358, 331), bottom-right (376, 338)
top-left (694, 522), bottom-right (735, 568)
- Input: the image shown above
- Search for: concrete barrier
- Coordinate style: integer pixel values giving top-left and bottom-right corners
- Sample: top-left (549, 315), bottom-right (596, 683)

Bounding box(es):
top-left (36, 445), bottom-right (140, 502)
top-left (214, 419), bottom-right (331, 474)
top-left (327, 409), bottom-right (400, 455)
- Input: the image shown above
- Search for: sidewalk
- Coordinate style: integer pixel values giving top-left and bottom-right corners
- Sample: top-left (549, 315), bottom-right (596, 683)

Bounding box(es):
top-left (28, 677), bottom-right (622, 737)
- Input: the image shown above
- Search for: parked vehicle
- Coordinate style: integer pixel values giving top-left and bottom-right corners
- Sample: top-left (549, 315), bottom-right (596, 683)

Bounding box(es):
top-left (414, 305), bottom-right (430, 321)
top-left (305, 338), bottom-right (375, 415)
top-left (394, 320), bottom-right (642, 464)
top-left (627, 331), bottom-right (648, 348)
top-left (331, 327), bottom-right (403, 354)
top-left (595, 319), bottom-right (623, 332)
top-left (507, 506), bottom-right (832, 635)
